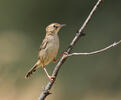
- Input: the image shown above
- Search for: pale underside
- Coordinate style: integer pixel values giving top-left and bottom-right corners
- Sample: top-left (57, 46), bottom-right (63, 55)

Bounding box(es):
top-left (37, 34), bottom-right (59, 67)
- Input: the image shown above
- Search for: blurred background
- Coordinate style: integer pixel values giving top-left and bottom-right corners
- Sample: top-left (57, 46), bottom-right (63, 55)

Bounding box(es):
top-left (0, 0), bottom-right (121, 100)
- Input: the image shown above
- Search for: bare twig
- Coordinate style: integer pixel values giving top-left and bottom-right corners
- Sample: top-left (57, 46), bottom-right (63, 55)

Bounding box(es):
top-left (38, 0), bottom-right (103, 100)
top-left (66, 40), bottom-right (121, 57)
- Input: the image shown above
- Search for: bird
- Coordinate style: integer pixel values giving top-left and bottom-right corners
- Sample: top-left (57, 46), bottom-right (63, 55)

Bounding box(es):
top-left (25, 23), bottom-right (65, 82)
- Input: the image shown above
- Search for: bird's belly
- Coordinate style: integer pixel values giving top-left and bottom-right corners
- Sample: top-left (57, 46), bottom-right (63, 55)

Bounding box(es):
top-left (39, 40), bottom-right (59, 67)
top-left (45, 43), bottom-right (59, 64)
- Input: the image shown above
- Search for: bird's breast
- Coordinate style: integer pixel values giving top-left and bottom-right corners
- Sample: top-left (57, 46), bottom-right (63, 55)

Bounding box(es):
top-left (40, 35), bottom-right (59, 66)
top-left (47, 35), bottom-right (59, 56)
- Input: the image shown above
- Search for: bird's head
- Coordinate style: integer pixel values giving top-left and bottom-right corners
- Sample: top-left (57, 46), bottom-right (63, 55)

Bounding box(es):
top-left (46, 23), bottom-right (65, 35)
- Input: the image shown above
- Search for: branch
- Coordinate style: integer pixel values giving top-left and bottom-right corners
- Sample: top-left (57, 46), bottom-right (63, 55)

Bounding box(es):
top-left (38, 0), bottom-right (103, 100)
top-left (67, 40), bottom-right (121, 57)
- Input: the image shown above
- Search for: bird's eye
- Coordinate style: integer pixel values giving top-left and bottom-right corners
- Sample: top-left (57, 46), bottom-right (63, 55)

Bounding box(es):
top-left (53, 25), bottom-right (58, 28)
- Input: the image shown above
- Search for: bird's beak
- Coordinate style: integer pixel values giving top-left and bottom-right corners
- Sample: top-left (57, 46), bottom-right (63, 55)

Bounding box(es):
top-left (60, 24), bottom-right (66, 28)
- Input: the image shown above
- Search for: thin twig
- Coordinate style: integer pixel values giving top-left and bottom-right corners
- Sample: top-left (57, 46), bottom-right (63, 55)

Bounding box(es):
top-left (38, 0), bottom-right (103, 100)
top-left (67, 40), bottom-right (121, 57)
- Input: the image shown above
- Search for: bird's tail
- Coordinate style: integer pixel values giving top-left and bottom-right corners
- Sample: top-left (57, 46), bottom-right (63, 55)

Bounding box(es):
top-left (25, 64), bottom-right (38, 79)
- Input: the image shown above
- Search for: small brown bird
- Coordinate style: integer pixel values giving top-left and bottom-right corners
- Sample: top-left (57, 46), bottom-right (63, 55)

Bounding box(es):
top-left (25, 23), bottom-right (65, 81)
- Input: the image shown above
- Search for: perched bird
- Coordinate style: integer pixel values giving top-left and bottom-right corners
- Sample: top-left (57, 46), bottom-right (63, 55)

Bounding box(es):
top-left (25, 23), bottom-right (65, 81)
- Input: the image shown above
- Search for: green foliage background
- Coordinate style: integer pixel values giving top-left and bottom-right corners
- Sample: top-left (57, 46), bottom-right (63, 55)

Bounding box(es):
top-left (0, 0), bottom-right (121, 100)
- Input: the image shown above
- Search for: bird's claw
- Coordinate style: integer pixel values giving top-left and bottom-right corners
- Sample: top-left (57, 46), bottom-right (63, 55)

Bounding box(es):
top-left (63, 52), bottom-right (68, 58)
top-left (48, 76), bottom-right (55, 82)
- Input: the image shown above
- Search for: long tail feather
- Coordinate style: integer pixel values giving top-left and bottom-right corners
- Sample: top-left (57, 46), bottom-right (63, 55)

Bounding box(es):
top-left (25, 64), bottom-right (38, 79)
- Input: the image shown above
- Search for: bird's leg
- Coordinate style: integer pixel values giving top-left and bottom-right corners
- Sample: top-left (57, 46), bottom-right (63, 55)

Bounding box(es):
top-left (53, 54), bottom-right (62, 63)
top-left (43, 67), bottom-right (55, 82)
top-left (53, 52), bottom-right (68, 63)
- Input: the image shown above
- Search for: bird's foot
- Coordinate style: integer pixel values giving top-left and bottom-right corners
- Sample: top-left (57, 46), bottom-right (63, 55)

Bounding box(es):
top-left (48, 75), bottom-right (55, 82)
top-left (53, 52), bottom-right (68, 63)
top-left (63, 52), bottom-right (68, 58)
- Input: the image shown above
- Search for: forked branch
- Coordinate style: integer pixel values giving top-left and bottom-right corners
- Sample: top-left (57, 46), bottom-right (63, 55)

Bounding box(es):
top-left (38, 0), bottom-right (103, 100)
top-left (67, 40), bottom-right (121, 57)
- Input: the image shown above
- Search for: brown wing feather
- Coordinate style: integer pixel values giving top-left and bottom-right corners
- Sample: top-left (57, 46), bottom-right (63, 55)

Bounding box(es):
top-left (39, 37), bottom-right (48, 50)
top-left (38, 36), bottom-right (49, 60)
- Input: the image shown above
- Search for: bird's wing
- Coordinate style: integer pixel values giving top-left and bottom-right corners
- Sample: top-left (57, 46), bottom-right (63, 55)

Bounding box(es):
top-left (37, 36), bottom-right (49, 59)
top-left (39, 37), bottom-right (48, 50)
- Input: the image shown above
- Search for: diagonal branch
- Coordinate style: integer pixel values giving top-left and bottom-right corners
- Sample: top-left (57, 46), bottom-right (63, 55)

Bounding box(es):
top-left (66, 40), bottom-right (121, 57)
top-left (38, 0), bottom-right (103, 100)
